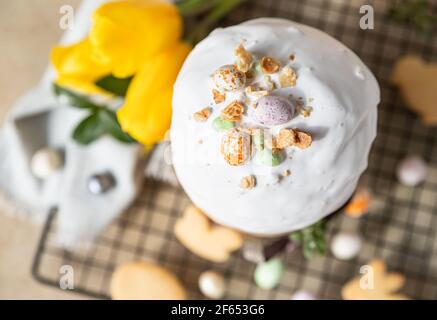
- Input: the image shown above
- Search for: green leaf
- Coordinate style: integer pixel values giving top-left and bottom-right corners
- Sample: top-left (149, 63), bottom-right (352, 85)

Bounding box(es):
top-left (98, 109), bottom-right (136, 143)
top-left (290, 219), bottom-right (327, 259)
top-left (390, 0), bottom-right (436, 35)
top-left (95, 74), bottom-right (133, 97)
top-left (57, 82), bottom-right (137, 145)
top-left (72, 109), bottom-right (137, 145)
top-left (289, 232), bottom-right (303, 243)
top-left (53, 83), bottom-right (101, 110)
top-left (176, 0), bottom-right (219, 17)
top-left (73, 112), bottom-right (106, 145)
top-left (184, 0), bottom-right (248, 44)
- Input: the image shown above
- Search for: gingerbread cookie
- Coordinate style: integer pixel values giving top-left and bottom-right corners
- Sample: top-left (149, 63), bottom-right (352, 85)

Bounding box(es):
top-left (174, 205), bottom-right (243, 262)
top-left (110, 262), bottom-right (187, 300)
top-left (392, 56), bottom-right (437, 125)
top-left (342, 260), bottom-right (409, 300)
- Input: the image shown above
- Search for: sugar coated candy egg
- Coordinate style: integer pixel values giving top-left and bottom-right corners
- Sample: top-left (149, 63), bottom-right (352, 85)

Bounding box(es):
top-left (254, 257), bottom-right (284, 290)
top-left (212, 64), bottom-right (246, 91)
top-left (252, 95), bottom-right (294, 126)
top-left (291, 290), bottom-right (317, 300)
top-left (220, 128), bottom-right (251, 166)
top-left (330, 232), bottom-right (362, 261)
top-left (396, 155), bottom-right (427, 187)
top-left (198, 271), bottom-right (226, 299)
top-left (30, 147), bottom-right (63, 179)
top-left (256, 148), bottom-right (282, 167)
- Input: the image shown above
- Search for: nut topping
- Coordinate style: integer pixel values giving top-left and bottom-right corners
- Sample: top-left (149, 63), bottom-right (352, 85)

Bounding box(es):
top-left (221, 101), bottom-right (245, 122)
top-left (277, 129), bottom-right (312, 149)
top-left (240, 175), bottom-right (256, 189)
top-left (261, 56), bottom-right (281, 74)
top-left (193, 108), bottom-right (212, 122)
top-left (279, 66), bottom-right (297, 88)
top-left (235, 44), bottom-right (253, 72)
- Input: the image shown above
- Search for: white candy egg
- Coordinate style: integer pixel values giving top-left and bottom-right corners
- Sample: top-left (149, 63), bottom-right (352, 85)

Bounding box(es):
top-left (198, 271), bottom-right (226, 299)
top-left (330, 232), bottom-right (362, 260)
top-left (291, 290), bottom-right (317, 300)
top-left (396, 155), bottom-right (427, 187)
top-left (30, 148), bottom-right (63, 179)
top-left (212, 65), bottom-right (246, 91)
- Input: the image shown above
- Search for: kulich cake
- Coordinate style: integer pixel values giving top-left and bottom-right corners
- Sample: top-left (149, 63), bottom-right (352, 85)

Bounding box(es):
top-left (171, 18), bottom-right (380, 235)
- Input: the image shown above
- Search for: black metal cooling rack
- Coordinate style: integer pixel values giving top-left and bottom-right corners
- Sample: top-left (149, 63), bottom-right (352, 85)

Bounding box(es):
top-left (32, 0), bottom-right (437, 299)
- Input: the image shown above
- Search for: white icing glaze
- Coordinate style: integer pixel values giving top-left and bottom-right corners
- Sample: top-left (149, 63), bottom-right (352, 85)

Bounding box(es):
top-left (171, 18), bottom-right (380, 235)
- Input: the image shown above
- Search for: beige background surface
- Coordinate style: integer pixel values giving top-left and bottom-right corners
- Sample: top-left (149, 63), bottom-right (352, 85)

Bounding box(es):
top-left (0, 0), bottom-right (85, 299)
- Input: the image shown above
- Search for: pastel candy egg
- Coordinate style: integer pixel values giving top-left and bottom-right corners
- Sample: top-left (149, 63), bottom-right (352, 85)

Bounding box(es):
top-left (330, 232), bottom-right (362, 261)
top-left (220, 128), bottom-right (251, 166)
top-left (252, 95), bottom-right (294, 126)
top-left (198, 271), bottom-right (226, 299)
top-left (256, 148), bottom-right (282, 167)
top-left (396, 155), bottom-right (427, 187)
top-left (242, 239), bottom-right (265, 263)
top-left (30, 147), bottom-right (63, 179)
top-left (254, 257), bottom-right (284, 290)
top-left (212, 116), bottom-right (235, 132)
top-left (291, 290), bottom-right (317, 300)
top-left (212, 65), bottom-right (246, 91)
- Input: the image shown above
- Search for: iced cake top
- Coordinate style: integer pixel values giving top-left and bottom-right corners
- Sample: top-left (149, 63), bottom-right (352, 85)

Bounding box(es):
top-left (171, 18), bottom-right (379, 235)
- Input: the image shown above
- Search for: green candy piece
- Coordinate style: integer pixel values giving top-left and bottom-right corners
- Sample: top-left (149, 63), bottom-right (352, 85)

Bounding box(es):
top-left (212, 117), bottom-right (235, 131)
top-left (253, 61), bottom-right (262, 73)
top-left (256, 149), bottom-right (282, 167)
top-left (252, 131), bottom-right (264, 151)
top-left (254, 258), bottom-right (284, 290)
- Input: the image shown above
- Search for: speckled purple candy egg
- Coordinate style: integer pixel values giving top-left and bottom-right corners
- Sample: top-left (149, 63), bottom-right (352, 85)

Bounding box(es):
top-left (252, 95), bottom-right (294, 126)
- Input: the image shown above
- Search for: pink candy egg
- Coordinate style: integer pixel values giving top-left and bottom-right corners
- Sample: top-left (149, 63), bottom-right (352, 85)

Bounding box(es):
top-left (251, 95), bottom-right (294, 126)
top-left (396, 155), bottom-right (427, 187)
top-left (291, 290), bottom-right (317, 300)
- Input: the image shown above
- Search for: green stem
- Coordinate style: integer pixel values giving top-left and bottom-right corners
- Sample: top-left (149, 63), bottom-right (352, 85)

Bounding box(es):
top-left (185, 0), bottom-right (248, 45)
top-left (176, 0), bottom-right (221, 17)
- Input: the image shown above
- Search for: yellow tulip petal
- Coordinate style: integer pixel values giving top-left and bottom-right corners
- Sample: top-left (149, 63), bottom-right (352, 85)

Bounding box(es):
top-left (90, 0), bottom-right (182, 78)
top-left (51, 38), bottom-right (111, 95)
top-left (117, 42), bottom-right (191, 145)
top-left (55, 77), bottom-right (111, 96)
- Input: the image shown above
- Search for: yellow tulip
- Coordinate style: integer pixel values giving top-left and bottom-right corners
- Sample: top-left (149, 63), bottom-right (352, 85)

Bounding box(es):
top-left (90, 0), bottom-right (183, 78)
top-left (117, 42), bottom-right (191, 145)
top-left (51, 38), bottom-right (112, 95)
